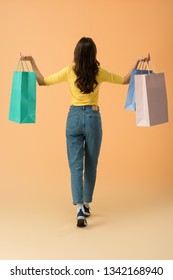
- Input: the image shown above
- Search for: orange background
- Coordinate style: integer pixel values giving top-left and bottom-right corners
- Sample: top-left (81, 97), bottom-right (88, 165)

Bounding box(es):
top-left (0, 0), bottom-right (173, 259)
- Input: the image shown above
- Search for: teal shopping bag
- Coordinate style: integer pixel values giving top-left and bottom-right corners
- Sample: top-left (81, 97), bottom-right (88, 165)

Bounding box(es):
top-left (9, 59), bottom-right (36, 123)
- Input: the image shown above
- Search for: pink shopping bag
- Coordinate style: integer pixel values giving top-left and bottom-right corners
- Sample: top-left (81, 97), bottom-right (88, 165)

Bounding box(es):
top-left (135, 72), bottom-right (168, 126)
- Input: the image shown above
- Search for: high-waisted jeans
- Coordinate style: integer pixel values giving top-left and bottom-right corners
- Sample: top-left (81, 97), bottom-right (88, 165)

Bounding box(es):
top-left (66, 105), bottom-right (102, 204)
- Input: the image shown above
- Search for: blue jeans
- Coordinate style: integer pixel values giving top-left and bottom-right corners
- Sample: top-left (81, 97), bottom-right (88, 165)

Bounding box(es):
top-left (66, 105), bottom-right (102, 204)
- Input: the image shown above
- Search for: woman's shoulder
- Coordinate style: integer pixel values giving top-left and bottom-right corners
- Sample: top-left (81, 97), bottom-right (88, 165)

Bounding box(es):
top-left (67, 63), bottom-right (74, 70)
top-left (65, 64), bottom-right (75, 74)
top-left (97, 67), bottom-right (108, 77)
top-left (97, 67), bottom-right (109, 74)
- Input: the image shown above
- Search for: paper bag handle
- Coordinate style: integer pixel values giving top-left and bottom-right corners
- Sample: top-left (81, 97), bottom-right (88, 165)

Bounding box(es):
top-left (137, 60), bottom-right (157, 75)
top-left (146, 60), bottom-right (157, 74)
top-left (16, 53), bottom-right (30, 72)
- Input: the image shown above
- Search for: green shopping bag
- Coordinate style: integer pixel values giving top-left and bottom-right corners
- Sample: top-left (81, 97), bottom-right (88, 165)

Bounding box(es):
top-left (9, 59), bottom-right (36, 123)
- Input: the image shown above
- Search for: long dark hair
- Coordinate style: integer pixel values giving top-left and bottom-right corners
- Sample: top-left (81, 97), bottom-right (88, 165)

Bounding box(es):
top-left (73, 37), bottom-right (100, 94)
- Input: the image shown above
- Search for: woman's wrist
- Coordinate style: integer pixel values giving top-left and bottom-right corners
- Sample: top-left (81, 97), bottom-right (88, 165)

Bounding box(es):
top-left (29, 56), bottom-right (34, 65)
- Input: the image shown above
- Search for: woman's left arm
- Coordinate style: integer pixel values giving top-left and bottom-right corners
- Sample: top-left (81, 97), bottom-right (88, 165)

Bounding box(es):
top-left (21, 56), bottom-right (46, 86)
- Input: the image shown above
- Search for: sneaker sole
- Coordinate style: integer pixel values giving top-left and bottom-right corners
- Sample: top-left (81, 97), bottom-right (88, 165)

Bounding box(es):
top-left (77, 218), bottom-right (87, 227)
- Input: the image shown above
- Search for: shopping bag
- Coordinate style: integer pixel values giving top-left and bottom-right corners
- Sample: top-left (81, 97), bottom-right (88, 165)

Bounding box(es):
top-left (135, 72), bottom-right (168, 126)
top-left (9, 59), bottom-right (36, 123)
top-left (124, 67), bottom-right (152, 111)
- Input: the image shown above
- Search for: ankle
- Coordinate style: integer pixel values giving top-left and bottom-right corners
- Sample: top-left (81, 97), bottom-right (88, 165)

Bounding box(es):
top-left (84, 202), bottom-right (89, 208)
top-left (77, 203), bottom-right (84, 213)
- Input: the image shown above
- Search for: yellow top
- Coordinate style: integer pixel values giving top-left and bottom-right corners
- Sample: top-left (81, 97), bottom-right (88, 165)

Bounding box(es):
top-left (44, 66), bottom-right (124, 106)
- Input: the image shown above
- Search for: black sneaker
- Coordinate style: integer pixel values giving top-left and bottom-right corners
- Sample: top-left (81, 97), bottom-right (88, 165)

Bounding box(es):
top-left (77, 209), bottom-right (87, 227)
top-left (83, 205), bottom-right (91, 217)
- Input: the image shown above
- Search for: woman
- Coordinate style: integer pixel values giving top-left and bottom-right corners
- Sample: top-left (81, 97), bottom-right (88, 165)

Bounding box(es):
top-left (22, 37), bottom-right (149, 227)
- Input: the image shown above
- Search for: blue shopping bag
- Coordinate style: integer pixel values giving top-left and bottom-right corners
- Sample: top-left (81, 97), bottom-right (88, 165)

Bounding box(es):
top-left (9, 59), bottom-right (36, 123)
top-left (124, 68), bottom-right (152, 111)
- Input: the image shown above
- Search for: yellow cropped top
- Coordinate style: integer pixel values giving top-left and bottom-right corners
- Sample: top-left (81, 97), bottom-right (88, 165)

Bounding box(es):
top-left (44, 66), bottom-right (124, 106)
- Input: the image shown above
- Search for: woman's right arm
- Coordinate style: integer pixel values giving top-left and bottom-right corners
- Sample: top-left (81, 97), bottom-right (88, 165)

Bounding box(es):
top-left (123, 54), bottom-right (150, 84)
top-left (22, 56), bottom-right (46, 86)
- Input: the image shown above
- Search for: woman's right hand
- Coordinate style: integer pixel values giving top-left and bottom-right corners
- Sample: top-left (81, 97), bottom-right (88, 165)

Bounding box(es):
top-left (123, 53), bottom-right (151, 85)
top-left (136, 53), bottom-right (150, 68)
